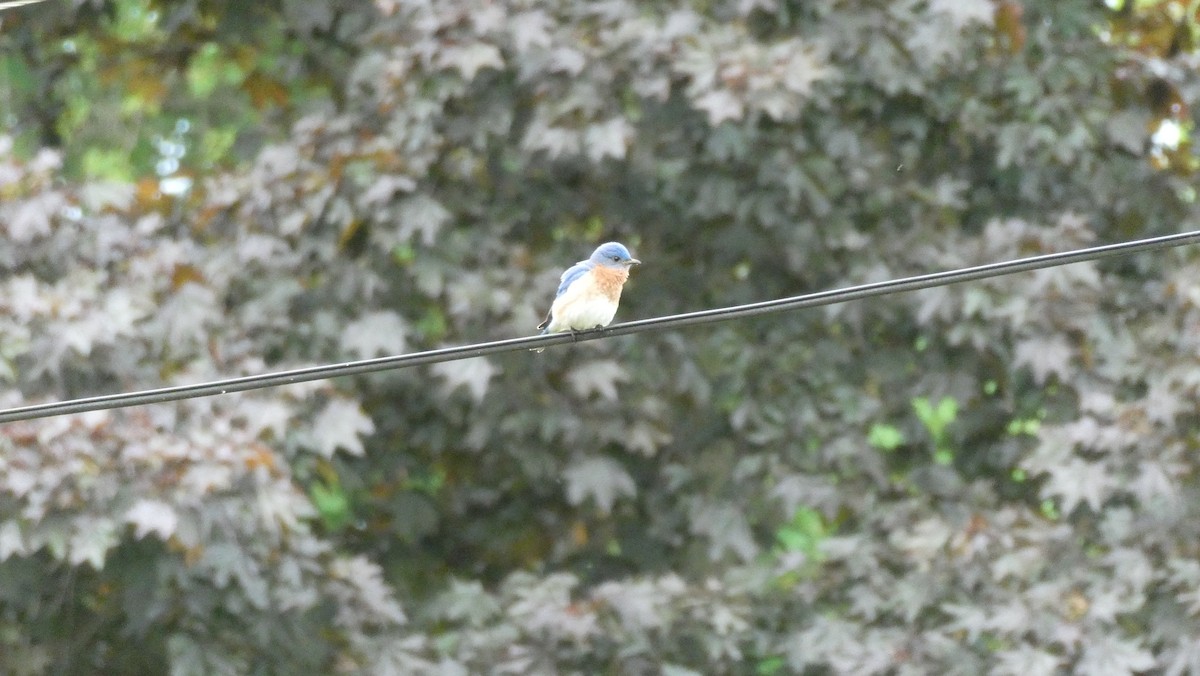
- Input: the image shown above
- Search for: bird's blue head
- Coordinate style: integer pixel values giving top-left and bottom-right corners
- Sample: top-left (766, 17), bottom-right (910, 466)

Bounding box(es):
top-left (590, 242), bottom-right (641, 268)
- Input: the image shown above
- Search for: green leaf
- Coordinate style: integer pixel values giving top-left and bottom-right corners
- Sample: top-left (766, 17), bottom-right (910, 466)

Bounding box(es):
top-left (111, 0), bottom-right (161, 42)
top-left (187, 43), bottom-right (246, 98)
top-left (80, 147), bottom-right (134, 181)
top-left (935, 397), bottom-right (958, 425)
top-left (197, 126), bottom-right (238, 167)
top-left (867, 423), bottom-right (905, 451)
top-left (912, 397), bottom-right (934, 428)
top-left (310, 482), bottom-right (351, 530)
top-left (775, 507), bottom-right (828, 559)
top-left (1006, 417), bottom-right (1040, 436)
top-left (757, 656), bottom-right (786, 676)
top-left (1040, 499), bottom-right (1060, 521)
top-left (912, 396), bottom-right (957, 439)
top-left (0, 55), bottom-right (35, 99)
top-left (404, 468), bottom-right (446, 496)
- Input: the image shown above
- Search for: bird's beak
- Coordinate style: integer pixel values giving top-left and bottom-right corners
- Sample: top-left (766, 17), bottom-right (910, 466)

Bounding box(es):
top-left (627, 258), bottom-right (641, 266)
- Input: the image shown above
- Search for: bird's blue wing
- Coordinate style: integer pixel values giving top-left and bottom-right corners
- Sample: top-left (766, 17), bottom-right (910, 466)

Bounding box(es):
top-left (555, 261), bottom-right (592, 297)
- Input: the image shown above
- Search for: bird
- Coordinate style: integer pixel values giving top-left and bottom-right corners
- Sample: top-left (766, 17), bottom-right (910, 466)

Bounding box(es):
top-left (534, 242), bottom-right (640, 351)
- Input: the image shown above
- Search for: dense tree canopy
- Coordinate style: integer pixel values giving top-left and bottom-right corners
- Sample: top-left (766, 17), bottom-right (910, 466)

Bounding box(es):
top-left (4, 0), bottom-right (1200, 673)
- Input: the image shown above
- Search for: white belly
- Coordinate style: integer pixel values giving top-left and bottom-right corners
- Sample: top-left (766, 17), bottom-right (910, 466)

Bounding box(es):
top-left (547, 286), bottom-right (619, 332)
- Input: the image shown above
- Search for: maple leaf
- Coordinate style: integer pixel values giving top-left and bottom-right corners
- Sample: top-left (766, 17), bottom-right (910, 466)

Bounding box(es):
top-left (1042, 457), bottom-right (1114, 514)
top-left (584, 118), bottom-right (631, 163)
top-left (566, 360), bottom-right (629, 401)
top-left (309, 398), bottom-right (376, 458)
top-left (689, 501), bottom-right (758, 561)
top-left (1077, 637), bottom-right (1156, 675)
top-left (431, 357), bottom-right (499, 403)
top-left (1015, 336), bottom-right (1074, 384)
top-left (993, 644), bottom-right (1062, 676)
top-left (340, 311), bottom-right (408, 358)
top-left (509, 10), bottom-right (552, 52)
top-left (396, 195), bottom-right (450, 246)
top-left (0, 521), bottom-right (25, 560)
top-left (125, 499), bottom-right (179, 540)
top-left (331, 556), bottom-right (407, 626)
top-left (563, 457), bottom-right (636, 514)
top-left (928, 0), bottom-right (995, 28)
top-left (437, 43), bottom-right (504, 81)
top-left (694, 90), bottom-right (745, 126)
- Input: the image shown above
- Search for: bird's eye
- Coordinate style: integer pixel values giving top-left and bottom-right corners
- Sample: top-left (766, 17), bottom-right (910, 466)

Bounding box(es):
top-left (611, 255), bottom-right (620, 262)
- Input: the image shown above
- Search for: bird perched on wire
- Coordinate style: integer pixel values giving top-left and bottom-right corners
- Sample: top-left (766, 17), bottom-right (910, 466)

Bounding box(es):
top-left (534, 242), bottom-right (640, 351)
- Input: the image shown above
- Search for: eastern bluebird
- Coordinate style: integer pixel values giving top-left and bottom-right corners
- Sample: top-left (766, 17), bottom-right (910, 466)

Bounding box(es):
top-left (535, 242), bottom-right (640, 350)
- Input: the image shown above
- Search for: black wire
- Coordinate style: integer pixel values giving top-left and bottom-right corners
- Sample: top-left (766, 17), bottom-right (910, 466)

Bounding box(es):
top-left (3, 229), bottom-right (1199, 424)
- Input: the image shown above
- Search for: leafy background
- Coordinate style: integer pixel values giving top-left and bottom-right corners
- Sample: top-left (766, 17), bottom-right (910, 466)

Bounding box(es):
top-left (3, 0), bottom-right (1200, 673)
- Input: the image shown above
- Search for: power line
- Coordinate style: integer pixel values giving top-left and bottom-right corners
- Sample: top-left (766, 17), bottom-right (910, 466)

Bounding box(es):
top-left (0, 0), bottom-right (55, 10)
top-left (3, 228), bottom-right (1199, 424)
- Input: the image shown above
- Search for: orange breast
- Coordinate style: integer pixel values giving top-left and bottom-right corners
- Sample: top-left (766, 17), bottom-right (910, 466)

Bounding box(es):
top-left (590, 265), bottom-right (630, 302)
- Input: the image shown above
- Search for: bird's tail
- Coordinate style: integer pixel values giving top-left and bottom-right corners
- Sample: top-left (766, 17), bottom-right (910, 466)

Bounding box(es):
top-left (532, 324), bottom-right (549, 353)
top-left (532, 312), bottom-right (553, 353)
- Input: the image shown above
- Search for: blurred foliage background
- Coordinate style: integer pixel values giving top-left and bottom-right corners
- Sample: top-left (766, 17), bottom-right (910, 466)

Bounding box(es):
top-left (4, 0), bottom-right (1200, 673)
